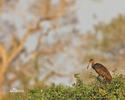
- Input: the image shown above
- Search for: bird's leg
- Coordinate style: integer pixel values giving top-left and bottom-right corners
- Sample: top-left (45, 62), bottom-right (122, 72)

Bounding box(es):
top-left (97, 75), bottom-right (101, 83)
top-left (101, 78), bottom-right (106, 85)
top-left (101, 77), bottom-right (108, 85)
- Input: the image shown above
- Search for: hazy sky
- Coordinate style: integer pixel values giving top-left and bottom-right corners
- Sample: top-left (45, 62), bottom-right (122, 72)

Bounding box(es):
top-left (23, 0), bottom-right (125, 51)
top-left (1, 0), bottom-right (125, 86)
top-left (2, 0), bottom-right (125, 35)
top-left (77, 0), bottom-right (125, 32)
top-left (13, 0), bottom-right (125, 54)
top-left (19, 0), bottom-right (125, 85)
top-left (1, 0), bottom-right (125, 53)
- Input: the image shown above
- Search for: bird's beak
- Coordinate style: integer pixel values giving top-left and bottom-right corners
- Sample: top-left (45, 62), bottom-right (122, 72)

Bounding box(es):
top-left (87, 62), bottom-right (91, 69)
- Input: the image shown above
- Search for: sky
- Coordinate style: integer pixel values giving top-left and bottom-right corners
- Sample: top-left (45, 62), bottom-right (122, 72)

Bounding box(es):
top-left (21, 0), bottom-right (125, 52)
top-left (77, 0), bottom-right (125, 32)
top-left (2, 0), bottom-right (125, 35)
top-left (1, 0), bottom-right (125, 86)
top-left (53, 0), bottom-right (125, 85)
top-left (2, 0), bottom-right (125, 51)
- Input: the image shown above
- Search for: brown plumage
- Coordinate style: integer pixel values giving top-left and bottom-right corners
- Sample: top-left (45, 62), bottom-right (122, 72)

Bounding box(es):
top-left (87, 59), bottom-right (112, 82)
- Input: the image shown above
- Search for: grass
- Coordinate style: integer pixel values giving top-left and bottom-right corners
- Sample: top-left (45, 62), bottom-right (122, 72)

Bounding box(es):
top-left (3, 74), bottom-right (125, 100)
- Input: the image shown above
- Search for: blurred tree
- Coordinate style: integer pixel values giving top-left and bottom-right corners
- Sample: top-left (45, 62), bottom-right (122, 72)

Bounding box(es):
top-left (0, 0), bottom-right (77, 99)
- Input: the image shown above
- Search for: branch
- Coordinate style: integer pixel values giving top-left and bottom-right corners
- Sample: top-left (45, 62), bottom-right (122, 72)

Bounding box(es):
top-left (8, 32), bottom-right (31, 64)
top-left (7, 17), bottom-right (44, 64)
top-left (0, 44), bottom-right (8, 75)
top-left (0, 44), bottom-right (7, 66)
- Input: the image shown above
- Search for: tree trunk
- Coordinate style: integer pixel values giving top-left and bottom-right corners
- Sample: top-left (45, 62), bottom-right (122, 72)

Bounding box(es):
top-left (0, 76), bottom-right (4, 100)
top-left (0, 70), bottom-right (7, 100)
top-left (0, 32), bottom-right (31, 99)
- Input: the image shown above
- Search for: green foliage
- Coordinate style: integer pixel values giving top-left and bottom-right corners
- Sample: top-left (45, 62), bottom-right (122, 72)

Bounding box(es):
top-left (5, 74), bottom-right (125, 100)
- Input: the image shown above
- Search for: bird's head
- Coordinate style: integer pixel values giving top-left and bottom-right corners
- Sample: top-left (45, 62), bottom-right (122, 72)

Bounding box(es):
top-left (87, 59), bottom-right (94, 69)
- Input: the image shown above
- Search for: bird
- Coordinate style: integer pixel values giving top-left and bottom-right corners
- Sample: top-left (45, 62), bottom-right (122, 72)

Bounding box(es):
top-left (87, 59), bottom-right (112, 82)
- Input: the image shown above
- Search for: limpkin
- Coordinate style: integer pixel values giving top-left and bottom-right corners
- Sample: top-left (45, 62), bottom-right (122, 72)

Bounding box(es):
top-left (87, 59), bottom-right (112, 82)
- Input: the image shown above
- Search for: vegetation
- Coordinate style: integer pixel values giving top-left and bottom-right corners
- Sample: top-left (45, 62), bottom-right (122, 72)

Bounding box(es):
top-left (3, 74), bottom-right (125, 100)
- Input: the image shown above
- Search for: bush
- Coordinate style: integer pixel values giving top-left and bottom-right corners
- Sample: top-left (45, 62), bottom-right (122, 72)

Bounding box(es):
top-left (27, 74), bottom-right (125, 100)
top-left (3, 74), bottom-right (125, 100)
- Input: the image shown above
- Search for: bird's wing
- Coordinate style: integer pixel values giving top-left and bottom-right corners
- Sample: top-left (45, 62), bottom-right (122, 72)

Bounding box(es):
top-left (94, 63), bottom-right (112, 77)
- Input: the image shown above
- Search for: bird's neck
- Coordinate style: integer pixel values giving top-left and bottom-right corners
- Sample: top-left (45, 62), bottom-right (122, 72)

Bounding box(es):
top-left (91, 63), bottom-right (95, 69)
